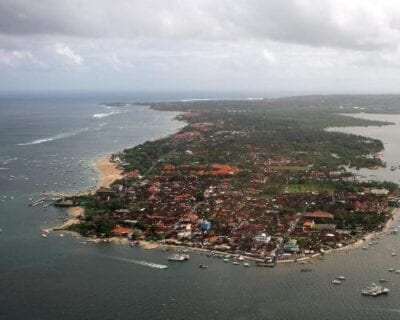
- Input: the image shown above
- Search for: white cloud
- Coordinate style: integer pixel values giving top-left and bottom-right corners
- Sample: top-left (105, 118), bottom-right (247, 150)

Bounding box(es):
top-left (54, 43), bottom-right (83, 65)
top-left (262, 49), bottom-right (278, 66)
top-left (3, 1), bottom-right (400, 92)
top-left (0, 48), bottom-right (45, 68)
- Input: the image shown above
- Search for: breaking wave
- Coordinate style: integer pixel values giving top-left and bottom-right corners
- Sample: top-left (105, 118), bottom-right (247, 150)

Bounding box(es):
top-left (0, 157), bottom-right (18, 164)
top-left (17, 128), bottom-right (90, 146)
top-left (180, 97), bottom-right (264, 102)
top-left (92, 110), bottom-right (121, 119)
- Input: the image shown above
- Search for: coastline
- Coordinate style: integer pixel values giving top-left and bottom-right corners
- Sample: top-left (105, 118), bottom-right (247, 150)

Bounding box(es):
top-left (46, 108), bottom-right (399, 266)
top-left (46, 156), bottom-right (123, 232)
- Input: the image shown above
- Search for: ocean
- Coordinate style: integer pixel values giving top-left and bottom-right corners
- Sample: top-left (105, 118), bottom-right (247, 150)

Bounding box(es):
top-left (1, 93), bottom-right (400, 320)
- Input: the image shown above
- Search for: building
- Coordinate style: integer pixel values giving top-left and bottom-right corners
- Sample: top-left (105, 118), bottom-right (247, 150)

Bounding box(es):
top-left (283, 239), bottom-right (299, 253)
top-left (201, 219), bottom-right (212, 231)
top-left (254, 233), bottom-right (271, 244)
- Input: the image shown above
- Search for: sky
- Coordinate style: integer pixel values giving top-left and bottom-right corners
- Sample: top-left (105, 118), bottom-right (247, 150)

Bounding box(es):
top-left (2, 0), bottom-right (400, 94)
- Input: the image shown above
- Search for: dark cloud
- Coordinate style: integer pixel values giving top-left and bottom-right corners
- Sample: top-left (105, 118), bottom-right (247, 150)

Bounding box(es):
top-left (0, 0), bottom-right (399, 51)
top-left (1, 0), bottom-right (400, 92)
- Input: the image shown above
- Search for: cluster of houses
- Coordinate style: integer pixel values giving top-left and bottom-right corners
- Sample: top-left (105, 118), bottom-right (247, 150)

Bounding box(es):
top-left (87, 154), bottom-right (394, 261)
top-left (74, 117), bottom-right (398, 261)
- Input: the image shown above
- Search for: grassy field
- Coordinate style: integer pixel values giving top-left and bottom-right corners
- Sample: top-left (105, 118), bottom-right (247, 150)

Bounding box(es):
top-left (268, 165), bottom-right (311, 172)
top-left (286, 183), bottom-right (334, 193)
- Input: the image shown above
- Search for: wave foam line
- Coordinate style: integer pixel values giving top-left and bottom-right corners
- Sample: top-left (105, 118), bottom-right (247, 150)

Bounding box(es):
top-left (92, 110), bottom-right (121, 119)
top-left (17, 128), bottom-right (90, 146)
top-left (180, 97), bottom-right (264, 102)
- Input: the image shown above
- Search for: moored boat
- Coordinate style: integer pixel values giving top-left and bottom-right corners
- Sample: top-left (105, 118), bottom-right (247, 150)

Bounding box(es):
top-left (257, 256), bottom-right (276, 268)
top-left (168, 254), bottom-right (188, 261)
top-left (361, 283), bottom-right (389, 296)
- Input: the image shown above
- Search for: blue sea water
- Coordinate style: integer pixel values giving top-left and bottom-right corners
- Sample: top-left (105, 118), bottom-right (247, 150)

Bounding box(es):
top-left (1, 93), bottom-right (400, 320)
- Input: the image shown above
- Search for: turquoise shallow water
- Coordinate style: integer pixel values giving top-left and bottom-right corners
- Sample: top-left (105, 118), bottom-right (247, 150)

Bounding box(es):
top-left (1, 96), bottom-right (400, 320)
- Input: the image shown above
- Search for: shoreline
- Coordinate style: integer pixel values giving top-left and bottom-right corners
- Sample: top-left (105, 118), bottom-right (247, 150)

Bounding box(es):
top-left (48, 111), bottom-right (186, 232)
top-left (45, 156), bottom-right (123, 232)
top-left (93, 155), bottom-right (123, 190)
top-left (50, 203), bottom-right (400, 265)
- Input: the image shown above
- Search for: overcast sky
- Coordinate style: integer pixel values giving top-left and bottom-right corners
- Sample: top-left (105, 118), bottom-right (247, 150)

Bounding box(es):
top-left (2, 0), bottom-right (400, 94)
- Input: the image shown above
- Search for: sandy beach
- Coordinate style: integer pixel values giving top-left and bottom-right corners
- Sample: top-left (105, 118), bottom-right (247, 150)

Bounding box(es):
top-left (94, 155), bottom-right (123, 189)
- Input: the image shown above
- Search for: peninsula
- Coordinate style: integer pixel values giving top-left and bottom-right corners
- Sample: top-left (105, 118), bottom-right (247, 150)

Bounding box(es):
top-left (57, 95), bottom-right (400, 262)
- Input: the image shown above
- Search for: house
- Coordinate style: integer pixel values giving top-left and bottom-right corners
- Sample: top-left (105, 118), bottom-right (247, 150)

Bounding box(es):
top-left (254, 233), bottom-right (271, 243)
top-left (283, 239), bottom-right (299, 253)
top-left (304, 210), bottom-right (334, 221)
top-left (303, 219), bottom-right (315, 229)
top-left (111, 226), bottom-right (133, 237)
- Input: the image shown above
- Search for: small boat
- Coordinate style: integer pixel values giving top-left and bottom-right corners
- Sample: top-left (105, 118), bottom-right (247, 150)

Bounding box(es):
top-left (388, 268), bottom-right (395, 272)
top-left (168, 254), bottom-right (188, 262)
top-left (391, 252), bottom-right (397, 256)
top-left (332, 279), bottom-right (342, 285)
top-left (238, 255), bottom-right (245, 261)
top-left (362, 246), bottom-right (368, 250)
top-left (379, 279), bottom-right (387, 283)
top-left (395, 270), bottom-right (400, 274)
top-left (257, 256), bottom-right (276, 268)
top-left (41, 233), bottom-right (47, 238)
top-left (223, 258), bottom-right (229, 263)
top-left (361, 283), bottom-right (389, 296)
top-left (199, 264), bottom-right (208, 269)
top-left (243, 262), bottom-right (250, 267)
top-left (233, 261), bottom-right (240, 265)
top-left (336, 276), bottom-right (346, 281)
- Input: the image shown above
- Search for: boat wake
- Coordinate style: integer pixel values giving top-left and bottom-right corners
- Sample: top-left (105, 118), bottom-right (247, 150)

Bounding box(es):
top-left (106, 256), bottom-right (168, 270)
top-left (17, 128), bottom-right (90, 146)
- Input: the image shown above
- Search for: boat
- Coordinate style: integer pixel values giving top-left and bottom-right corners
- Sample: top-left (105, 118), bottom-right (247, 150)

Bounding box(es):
top-left (199, 264), bottom-right (208, 269)
top-left (362, 246), bottom-right (368, 250)
top-left (233, 261), bottom-right (240, 265)
top-left (29, 197), bottom-right (46, 207)
top-left (41, 233), bottom-right (47, 238)
top-left (168, 254), bottom-right (188, 262)
top-left (238, 255), bottom-right (245, 261)
top-left (379, 279), bottom-right (387, 283)
top-left (243, 262), bottom-right (250, 267)
top-left (388, 268), bottom-right (395, 272)
top-left (332, 279), bottom-right (342, 285)
top-left (223, 258), bottom-right (229, 263)
top-left (361, 283), bottom-right (389, 296)
top-left (336, 275), bottom-right (346, 280)
top-left (395, 270), bottom-right (400, 274)
top-left (257, 256), bottom-right (276, 268)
